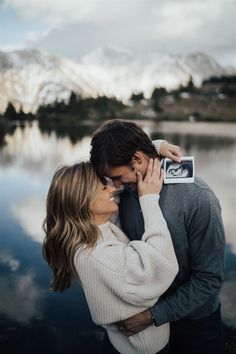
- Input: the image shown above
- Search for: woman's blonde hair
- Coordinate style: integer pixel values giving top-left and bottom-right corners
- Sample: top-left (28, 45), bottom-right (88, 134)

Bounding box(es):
top-left (42, 162), bottom-right (101, 292)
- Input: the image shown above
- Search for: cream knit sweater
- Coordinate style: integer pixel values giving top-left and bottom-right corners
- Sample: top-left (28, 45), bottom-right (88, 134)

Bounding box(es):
top-left (74, 194), bottom-right (178, 354)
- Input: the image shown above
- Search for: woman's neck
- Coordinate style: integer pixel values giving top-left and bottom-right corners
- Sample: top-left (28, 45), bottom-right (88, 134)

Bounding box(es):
top-left (94, 213), bottom-right (113, 226)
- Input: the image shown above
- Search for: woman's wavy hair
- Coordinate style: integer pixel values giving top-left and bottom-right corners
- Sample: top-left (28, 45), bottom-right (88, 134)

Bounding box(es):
top-left (42, 162), bottom-right (100, 292)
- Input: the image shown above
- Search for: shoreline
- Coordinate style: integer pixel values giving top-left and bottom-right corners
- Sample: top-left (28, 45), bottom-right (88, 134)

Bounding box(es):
top-left (150, 121), bottom-right (236, 138)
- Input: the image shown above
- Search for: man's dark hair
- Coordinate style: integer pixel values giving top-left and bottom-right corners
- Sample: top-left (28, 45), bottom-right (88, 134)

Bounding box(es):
top-left (90, 120), bottom-right (158, 179)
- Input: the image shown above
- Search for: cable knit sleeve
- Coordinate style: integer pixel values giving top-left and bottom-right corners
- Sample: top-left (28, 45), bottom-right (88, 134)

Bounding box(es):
top-left (122, 194), bottom-right (178, 306)
top-left (90, 195), bottom-right (178, 308)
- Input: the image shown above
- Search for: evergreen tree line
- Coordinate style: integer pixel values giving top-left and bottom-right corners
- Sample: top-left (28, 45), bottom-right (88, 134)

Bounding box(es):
top-left (203, 75), bottom-right (236, 97)
top-left (131, 77), bottom-right (196, 113)
top-left (1, 73), bottom-right (235, 127)
top-left (203, 75), bottom-right (236, 84)
top-left (37, 93), bottom-right (125, 121)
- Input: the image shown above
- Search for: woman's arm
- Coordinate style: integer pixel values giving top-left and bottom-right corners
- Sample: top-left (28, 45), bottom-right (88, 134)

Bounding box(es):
top-left (91, 202), bottom-right (178, 308)
top-left (91, 159), bottom-right (178, 308)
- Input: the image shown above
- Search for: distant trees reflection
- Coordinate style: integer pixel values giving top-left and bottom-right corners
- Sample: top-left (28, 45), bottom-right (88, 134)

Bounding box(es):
top-left (1, 74), bottom-right (236, 144)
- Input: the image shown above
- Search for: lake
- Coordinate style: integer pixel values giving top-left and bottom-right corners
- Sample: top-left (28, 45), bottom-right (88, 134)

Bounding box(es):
top-left (0, 119), bottom-right (236, 353)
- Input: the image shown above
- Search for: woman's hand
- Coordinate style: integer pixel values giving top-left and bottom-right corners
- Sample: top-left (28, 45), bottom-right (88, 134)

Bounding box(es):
top-left (159, 142), bottom-right (182, 163)
top-left (137, 158), bottom-right (164, 196)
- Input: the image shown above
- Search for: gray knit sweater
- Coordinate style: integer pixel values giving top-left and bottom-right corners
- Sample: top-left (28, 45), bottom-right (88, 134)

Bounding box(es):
top-left (119, 176), bottom-right (225, 325)
top-left (74, 194), bottom-right (178, 354)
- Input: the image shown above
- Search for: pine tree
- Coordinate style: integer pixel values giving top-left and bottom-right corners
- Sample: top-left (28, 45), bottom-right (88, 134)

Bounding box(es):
top-left (4, 103), bottom-right (18, 120)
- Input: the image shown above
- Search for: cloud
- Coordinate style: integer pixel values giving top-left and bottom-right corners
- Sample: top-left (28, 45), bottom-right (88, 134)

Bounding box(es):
top-left (25, 26), bottom-right (60, 45)
top-left (0, 43), bottom-right (25, 52)
top-left (2, 0), bottom-right (236, 65)
top-left (11, 197), bottom-right (46, 244)
top-left (0, 250), bottom-right (20, 271)
top-left (3, 0), bottom-right (118, 25)
top-left (0, 272), bottom-right (45, 324)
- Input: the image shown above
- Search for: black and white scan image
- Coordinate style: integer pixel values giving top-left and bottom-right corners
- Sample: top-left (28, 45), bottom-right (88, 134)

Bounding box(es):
top-left (164, 157), bottom-right (194, 184)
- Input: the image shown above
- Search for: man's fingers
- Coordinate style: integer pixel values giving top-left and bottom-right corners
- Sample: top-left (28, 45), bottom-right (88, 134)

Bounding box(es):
top-left (121, 321), bottom-right (143, 332)
top-left (169, 146), bottom-right (182, 163)
top-left (168, 152), bottom-right (181, 163)
top-left (122, 330), bottom-right (136, 337)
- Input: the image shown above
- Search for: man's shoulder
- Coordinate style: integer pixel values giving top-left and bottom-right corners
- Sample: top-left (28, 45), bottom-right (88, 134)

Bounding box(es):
top-left (160, 176), bottom-right (220, 218)
top-left (161, 176), bottom-right (216, 202)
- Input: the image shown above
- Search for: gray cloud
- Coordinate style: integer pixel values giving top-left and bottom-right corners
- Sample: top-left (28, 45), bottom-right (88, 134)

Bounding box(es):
top-left (3, 0), bottom-right (236, 65)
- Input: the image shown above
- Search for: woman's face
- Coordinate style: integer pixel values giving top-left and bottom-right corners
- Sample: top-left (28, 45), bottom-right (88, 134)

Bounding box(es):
top-left (91, 181), bottom-right (118, 222)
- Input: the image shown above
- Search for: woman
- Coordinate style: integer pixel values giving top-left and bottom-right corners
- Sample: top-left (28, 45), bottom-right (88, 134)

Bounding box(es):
top-left (43, 157), bottom-right (178, 354)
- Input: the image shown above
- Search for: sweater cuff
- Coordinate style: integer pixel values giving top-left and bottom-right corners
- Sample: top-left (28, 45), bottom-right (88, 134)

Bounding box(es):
top-left (150, 301), bottom-right (169, 326)
top-left (139, 194), bottom-right (163, 229)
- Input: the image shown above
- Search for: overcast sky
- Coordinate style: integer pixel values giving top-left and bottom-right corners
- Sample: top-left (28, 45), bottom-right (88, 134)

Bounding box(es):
top-left (0, 0), bottom-right (236, 66)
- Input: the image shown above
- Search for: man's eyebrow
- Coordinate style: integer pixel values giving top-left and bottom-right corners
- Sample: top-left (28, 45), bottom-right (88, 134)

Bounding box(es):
top-left (110, 175), bottom-right (121, 180)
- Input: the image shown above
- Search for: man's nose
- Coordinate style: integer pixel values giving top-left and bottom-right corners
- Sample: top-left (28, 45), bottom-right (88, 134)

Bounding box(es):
top-left (112, 180), bottom-right (122, 188)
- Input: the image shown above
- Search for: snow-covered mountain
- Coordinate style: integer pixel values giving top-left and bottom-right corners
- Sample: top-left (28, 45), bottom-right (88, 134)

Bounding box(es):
top-left (0, 46), bottom-right (234, 114)
top-left (0, 49), bottom-right (98, 114)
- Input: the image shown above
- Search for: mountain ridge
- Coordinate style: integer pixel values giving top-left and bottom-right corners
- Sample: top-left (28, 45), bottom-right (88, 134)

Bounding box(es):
top-left (0, 47), bottom-right (234, 114)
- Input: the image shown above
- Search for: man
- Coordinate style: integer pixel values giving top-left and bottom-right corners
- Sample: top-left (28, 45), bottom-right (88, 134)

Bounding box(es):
top-left (90, 120), bottom-right (225, 354)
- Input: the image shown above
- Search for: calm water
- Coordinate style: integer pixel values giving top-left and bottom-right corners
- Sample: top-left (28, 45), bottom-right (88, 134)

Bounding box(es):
top-left (0, 120), bottom-right (236, 354)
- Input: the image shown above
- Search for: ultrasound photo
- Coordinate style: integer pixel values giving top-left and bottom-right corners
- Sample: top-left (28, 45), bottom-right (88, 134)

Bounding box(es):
top-left (163, 156), bottom-right (194, 184)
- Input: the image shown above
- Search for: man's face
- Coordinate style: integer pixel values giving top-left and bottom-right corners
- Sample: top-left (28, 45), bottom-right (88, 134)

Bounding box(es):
top-left (105, 152), bottom-right (150, 188)
top-left (105, 165), bottom-right (138, 188)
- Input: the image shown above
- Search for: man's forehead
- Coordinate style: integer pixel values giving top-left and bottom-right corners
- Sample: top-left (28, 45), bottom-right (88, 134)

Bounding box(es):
top-left (104, 165), bottom-right (127, 178)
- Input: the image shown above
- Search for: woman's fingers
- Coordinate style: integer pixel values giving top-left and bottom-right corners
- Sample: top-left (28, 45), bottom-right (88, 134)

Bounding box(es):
top-left (136, 171), bottom-right (142, 184)
top-left (136, 171), bottom-right (143, 196)
top-left (137, 158), bottom-right (164, 196)
top-left (145, 158), bottom-right (153, 179)
top-left (152, 158), bottom-right (161, 179)
top-left (145, 158), bottom-right (160, 180)
top-left (160, 168), bottom-right (164, 183)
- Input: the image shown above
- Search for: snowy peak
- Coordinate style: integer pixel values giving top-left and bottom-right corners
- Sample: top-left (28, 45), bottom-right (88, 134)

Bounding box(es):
top-left (0, 49), bottom-right (56, 71)
top-left (0, 49), bottom-right (98, 114)
top-left (79, 47), bottom-right (233, 100)
top-left (81, 45), bottom-right (134, 66)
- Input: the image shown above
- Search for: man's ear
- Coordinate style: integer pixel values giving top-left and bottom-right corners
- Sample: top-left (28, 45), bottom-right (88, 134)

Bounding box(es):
top-left (132, 151), bottom-right (143, 165)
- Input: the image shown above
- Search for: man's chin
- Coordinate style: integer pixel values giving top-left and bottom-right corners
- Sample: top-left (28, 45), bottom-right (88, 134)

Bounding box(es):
top-left (125, 183), bottom-right (137, 191)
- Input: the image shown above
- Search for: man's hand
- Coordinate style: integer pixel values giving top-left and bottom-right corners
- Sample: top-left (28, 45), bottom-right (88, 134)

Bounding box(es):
top-left (159, 142), bottom-right (182, 163)
top-left (116, 309), bottom-right (153, 337)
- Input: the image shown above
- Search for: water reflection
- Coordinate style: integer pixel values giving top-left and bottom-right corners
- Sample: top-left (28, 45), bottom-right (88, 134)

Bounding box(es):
top-left (0, 120), bottom-right (236, 353)
top-left (11, 197), bottom-right (45, 244)
top-left (38, 118), bottom-right (98, 144)
top-left (0, 271), bottom-right (45, 324)
top-left (0, 250), bottom-right (20, 271)
top-left (0, 121), bottom-right (91, 175)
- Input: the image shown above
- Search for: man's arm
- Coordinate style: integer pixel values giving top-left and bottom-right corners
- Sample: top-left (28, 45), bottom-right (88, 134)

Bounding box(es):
top-left (151, 188), bottom-right (225, 325)
top-left (153, 139), bottom-right (182, 163)
top-left (120, 188), bottom-right (225, 334)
